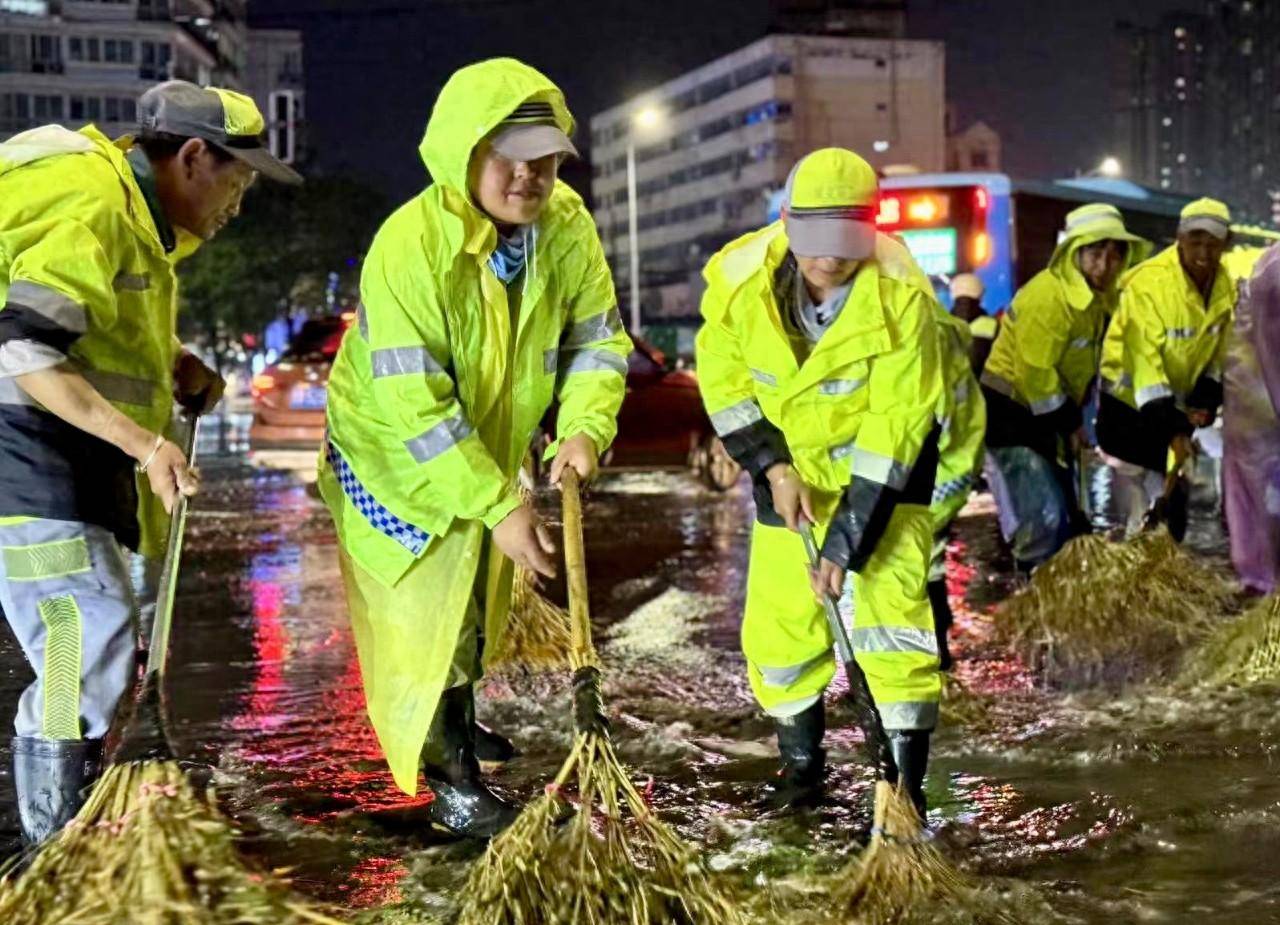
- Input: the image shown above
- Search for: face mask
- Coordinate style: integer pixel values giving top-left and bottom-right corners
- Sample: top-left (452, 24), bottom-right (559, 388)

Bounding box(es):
top-left (487, 227), bottom-right (528, 284)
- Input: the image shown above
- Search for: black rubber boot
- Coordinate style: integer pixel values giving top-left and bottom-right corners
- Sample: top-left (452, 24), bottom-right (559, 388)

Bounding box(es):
top-left (421, 686), bottom-right (519, 838)
top-left (12, 736), bottom-right (103, 846)
top-left (926, 579), bottom-right (954, 671)
top-left (884, 729), bottom-right (931, 821)
top-left (474, 722), bottom-right (519, 769)
top-left (767, 699), bottom-right (826, 809)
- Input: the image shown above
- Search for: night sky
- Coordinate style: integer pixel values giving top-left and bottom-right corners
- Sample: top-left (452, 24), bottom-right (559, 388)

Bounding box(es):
top-left (251, 0), bottom-right (1192, 204)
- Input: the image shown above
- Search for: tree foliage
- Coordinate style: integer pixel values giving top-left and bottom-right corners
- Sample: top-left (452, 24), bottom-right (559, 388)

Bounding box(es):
top-left (177, 174), bottom-right (389, 340)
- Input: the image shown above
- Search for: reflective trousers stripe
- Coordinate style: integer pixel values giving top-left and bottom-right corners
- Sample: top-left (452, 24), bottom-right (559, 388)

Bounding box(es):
top-left (39, 594), bottom-right (82, 739)
top-left (3, 537), bottom-right (91, 581)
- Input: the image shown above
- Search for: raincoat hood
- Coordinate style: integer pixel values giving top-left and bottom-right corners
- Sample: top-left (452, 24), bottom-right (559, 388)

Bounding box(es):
top-left (417, 57), bottom-right (575, 200)
top-left (1049, 203), bottom-right (1151, 309)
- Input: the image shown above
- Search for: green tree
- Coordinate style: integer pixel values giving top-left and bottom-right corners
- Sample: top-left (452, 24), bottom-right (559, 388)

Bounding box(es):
top-left (177, 174), bottom-right (388, 361)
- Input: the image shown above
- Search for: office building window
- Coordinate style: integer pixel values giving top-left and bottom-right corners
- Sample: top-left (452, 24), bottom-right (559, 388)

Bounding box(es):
top-left (103, 38), bottom-right (133, 64)
top-left (32, 93), bottom-right (63, 120)
top-left (140, 40), bottom-right (170, 79)
top-left (29, 32), bottom-right (59, 71)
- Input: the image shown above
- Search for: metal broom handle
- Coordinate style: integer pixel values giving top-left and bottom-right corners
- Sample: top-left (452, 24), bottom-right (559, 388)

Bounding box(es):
top-left (144, 413), bottom-right (198, 679)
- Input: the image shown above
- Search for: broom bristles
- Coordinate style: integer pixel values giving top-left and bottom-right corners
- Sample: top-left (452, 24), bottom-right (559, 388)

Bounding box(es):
top-left (1181, 593), bottom-right (1280, 686)
top-left (457, 730), bottom-right (743, 925)
top-left (832, 781), bottom-right (988, 925)
top-left (487, 565), bottom-right (574, 671)
top-left (998, 529), bottom-right (1235, 688)
top-left (0, 760), bottom-right (343, 925)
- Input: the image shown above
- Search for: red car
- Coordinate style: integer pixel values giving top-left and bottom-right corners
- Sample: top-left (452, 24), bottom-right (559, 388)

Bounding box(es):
top-left (248, 313), bottom-right (352, 449)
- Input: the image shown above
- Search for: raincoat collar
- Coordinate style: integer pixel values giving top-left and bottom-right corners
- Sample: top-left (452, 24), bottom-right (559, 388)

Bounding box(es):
top-left (124, 146), bottom-right (176, 254)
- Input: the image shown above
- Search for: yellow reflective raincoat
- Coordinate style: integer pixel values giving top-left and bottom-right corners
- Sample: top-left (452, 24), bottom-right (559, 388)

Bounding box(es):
top-left (1100, 244), bottom-right (1234, 416)
top-left (697, 225), bottom-right (944, 730)
top-left (317, 58), bottom-right (631, 794)
top-left (982, 205), bottom-right (1150, 432)
top-left (0, 124), bottom-right (193, 552)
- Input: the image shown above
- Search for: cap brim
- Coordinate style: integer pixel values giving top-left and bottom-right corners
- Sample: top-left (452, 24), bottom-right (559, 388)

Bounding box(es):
top-left (1179, 217), bottom-right (1230, 239)
top-left (223, 144), bottom-right (303, 185)
top-left (490, 123), bottom-right (579, 162)
top-left (785, 216), bottom-right (876, 260)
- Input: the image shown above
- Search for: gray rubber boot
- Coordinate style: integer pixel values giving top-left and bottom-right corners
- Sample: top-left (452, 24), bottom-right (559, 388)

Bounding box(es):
top-left (12, 736), bottom-right (104, 846)
top-left (421, 686), bottom-right (519, 838)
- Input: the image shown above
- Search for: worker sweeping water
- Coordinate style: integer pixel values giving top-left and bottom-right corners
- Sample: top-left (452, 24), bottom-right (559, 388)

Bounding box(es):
top-left (981, 203), bottom-right (1150, 571)
top-left (1097, 198), bottom-right (1236, 540)
top-left (0, 80), bottom-right (298, 846)
top-left (316, 57), bottom-right (632, 838)
top-left (697, 147), bottom-right (943, 817)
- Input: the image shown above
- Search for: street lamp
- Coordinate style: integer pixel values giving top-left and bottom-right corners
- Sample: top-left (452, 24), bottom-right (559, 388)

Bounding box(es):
top-left (626, 105), bottom-right (665, 335)
top-left (1097, 156), bottom-right (1122, 178)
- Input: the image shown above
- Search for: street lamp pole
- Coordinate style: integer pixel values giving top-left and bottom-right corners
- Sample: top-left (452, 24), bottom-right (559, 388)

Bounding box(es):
top-left (626, 140), bottom-right (641, 335)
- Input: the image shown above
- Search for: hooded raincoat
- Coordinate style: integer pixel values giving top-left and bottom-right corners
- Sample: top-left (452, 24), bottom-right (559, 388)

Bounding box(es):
top-left (1223, 244), bottom-right (1280, 593)
top-left (931, 308), bottom-right (986, 535)
top-left (317, 59), bottom-right (631, 794)
top-left (697, 225), bottom-right (944, 731)
top-left (1098, 244), bottom-right (1235, 473)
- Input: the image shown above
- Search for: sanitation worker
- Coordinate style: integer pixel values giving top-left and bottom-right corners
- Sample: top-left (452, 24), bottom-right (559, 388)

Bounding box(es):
top-left (980, 203), bottom-right (1150, 570)
top-left (1097, 198), bottom-right (1235, 539)
top-left (697, 148), bottom-right (944, 818)
top-left (928, 306), bottom-right (987, 670)
top-left (0, 80), bottom-right (299, 845)
top-left (317, 58), bottom-right (631, 838)
top-left (948, 273), bottom-right (996, 377)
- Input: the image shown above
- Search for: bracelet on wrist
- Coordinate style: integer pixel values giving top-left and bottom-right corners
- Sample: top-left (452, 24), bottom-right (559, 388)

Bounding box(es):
top-left (136, 435), bottom-right (165, 473)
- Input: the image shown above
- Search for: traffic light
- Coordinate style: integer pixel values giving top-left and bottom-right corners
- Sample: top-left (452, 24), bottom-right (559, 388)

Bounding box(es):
top-left (269, 90), bottom-right (297, 164)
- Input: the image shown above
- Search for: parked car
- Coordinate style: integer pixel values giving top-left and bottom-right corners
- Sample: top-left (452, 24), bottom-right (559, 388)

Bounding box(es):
top-left (548, 338), bottom-right (741, 491)
top-left (248, 313), bottom-right (352, 449)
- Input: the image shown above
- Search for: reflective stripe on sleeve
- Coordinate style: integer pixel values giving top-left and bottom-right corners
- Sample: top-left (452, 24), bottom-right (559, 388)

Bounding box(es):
top-left (371, 345), bottom-right (445, 378)
top-left (709, 397), bottom-right (764, 436)
top-left (404, 412), bottom-right (473, 463)
top-left (851, 446), bottom-right (910, 490)
top-left (562, 307), bottom-right (624, 347)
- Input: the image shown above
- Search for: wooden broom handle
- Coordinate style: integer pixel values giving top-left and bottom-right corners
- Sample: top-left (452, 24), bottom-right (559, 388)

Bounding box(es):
top-left (559, 469), bottom-right (593, 658)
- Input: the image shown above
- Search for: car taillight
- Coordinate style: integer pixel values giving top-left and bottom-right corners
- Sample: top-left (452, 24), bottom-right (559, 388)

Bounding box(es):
top-left (251, 373), bottom-right (276, 398)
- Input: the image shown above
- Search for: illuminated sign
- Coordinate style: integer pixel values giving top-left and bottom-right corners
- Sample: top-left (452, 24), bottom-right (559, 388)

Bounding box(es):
top-left (899, 228), bottom-right (958, 276)
top-left (876, 193), bottom-right (949, 229)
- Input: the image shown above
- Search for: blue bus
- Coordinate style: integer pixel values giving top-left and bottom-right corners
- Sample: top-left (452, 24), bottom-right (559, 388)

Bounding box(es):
top-left (770, 172), bottom-right (1194, 314)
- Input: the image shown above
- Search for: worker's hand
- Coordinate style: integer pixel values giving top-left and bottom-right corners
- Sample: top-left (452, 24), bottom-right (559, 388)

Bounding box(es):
top-left (549, 433), bottom-right (599, 487)
top-left (137, 436), bottom-right (200, 514)
top-left (1171, 433), bottom-right (1196, 467)
top-left (173, 351), bottom-right (225, 415)
top-left (1069, 425), bottom-right (1091, 455)
top-left (810, 556), bottom-right (845, 602)
top-left (1187, 407), bottom-right (1214, 428)
top-left (493, 503), bottom-right (557, 578)
top-left (766, 462), bottom-right (814, 532)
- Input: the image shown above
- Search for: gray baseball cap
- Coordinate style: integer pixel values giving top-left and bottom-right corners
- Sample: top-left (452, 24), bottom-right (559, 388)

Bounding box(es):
top-left (138, 80), bottom-right (302, 185)
top-left (488, 99), bottom-right (578, 161)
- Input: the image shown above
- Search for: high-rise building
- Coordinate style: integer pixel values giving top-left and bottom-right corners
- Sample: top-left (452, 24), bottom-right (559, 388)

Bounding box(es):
top-left (1115, 1), bottom-right (1280, 226)
top-left (590, 32), bottom-right (945, 322)
top-left (0, 1), bottom-right (302, 165)
top-left (244, 26), bottom-right (303, 165)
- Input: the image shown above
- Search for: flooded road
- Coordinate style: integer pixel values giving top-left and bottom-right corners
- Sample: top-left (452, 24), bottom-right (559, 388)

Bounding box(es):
top-left (2, 454), bottom-right (1278, 923)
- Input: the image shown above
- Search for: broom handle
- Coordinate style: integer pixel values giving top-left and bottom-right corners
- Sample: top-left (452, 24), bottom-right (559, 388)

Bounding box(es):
top-left (144, 413), bottom-right (198, 680)
top-left (799, 521), bottom-right (892, 775)
top-left (559, 468), bottom-right (594, 660)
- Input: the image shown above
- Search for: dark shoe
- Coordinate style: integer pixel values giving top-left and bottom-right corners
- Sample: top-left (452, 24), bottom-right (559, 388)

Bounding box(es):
top-left (884, 729), bottom-right (930, 821)
top-left (767, 699), bottom-right (826, 809)
top-left (12, 737), bottom-right (103, 846)
top-left (926, 579), bottom-right (954, 671)
top-left (475, 722), bottom-right (519, 770)
top-left (422, 686), bottom-right (519, 838)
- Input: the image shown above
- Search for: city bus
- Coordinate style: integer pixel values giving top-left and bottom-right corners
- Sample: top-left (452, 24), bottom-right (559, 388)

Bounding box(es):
top-left (877, 172), bottom-right (1197, 314)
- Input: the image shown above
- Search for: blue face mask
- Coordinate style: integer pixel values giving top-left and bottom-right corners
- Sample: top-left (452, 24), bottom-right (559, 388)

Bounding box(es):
top-left (488, 228), bottom-right (528, 284)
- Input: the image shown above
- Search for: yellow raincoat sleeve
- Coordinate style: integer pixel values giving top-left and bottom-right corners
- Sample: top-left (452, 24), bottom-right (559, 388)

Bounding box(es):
top-left (552, 227), bottom-right (633, 453)
top-left (1118, 286), bottom-right (1175, 408)
top-left (1008, 284), bottom-right (1072, 416)
top-left (1, 215), bottom-right (118, 376)
top-left (932, 318), bottom-right (986, 528)
top-left (361, 243), bottom-right (519, 530)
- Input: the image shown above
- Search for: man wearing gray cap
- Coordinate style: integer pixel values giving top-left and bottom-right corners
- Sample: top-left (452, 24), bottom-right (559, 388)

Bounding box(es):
top-left (0, 79), bottom-right (299, 845)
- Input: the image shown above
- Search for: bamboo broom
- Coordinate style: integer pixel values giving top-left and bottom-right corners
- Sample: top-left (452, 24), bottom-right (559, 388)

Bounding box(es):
top-left (0, 415), bottom-right (343, 925)
top-left (456, 469), bottom-right (742, 925)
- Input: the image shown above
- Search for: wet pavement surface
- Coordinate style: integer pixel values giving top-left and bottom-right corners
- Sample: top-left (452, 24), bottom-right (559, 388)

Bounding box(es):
top-left (3, 445), bottom-right (1279, 923)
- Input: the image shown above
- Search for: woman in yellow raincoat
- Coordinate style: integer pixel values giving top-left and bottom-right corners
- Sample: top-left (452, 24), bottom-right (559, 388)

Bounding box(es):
top-left (318, 58), bottom-right (632, 837)
top-left (697, 148), bottom-right (943, 817)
